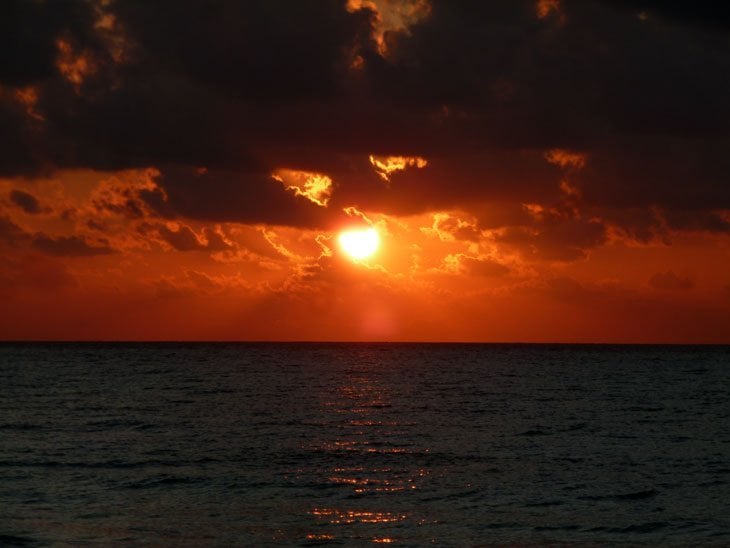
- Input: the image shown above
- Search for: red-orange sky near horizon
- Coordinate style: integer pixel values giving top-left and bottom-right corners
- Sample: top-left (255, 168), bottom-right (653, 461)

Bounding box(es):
top-left (1, 0), bottom-right (729, 342)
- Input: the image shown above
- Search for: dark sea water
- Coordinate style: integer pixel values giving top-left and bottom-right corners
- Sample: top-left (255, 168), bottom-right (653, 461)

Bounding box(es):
top-left (1, 343), bottom-right (729, 546)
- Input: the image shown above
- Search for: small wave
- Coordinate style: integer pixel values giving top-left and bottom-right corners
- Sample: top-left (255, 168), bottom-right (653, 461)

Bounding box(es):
top-left (122, 475), bottom-right (206, 490)
top-left (191, 388), bottom-right (238, 395)
top-left (83, 419), bottom-right (157, 431)
top-left (604, 433), bottom-right (638, 440)
top-left (672, 520), bottom-right (707, 531)
top-left (0, 423), bottom-right (45, 431)
top-left (485, 522), bottom-right (523, 529)
top-left (580, 489), bottom-right (658, 502)
top-left (617, 522), bottom-right (668, 534)
top-left (0, 534), bottom-right (41, 547)
top-left (533, 524), bottom-right (580, 531)
top-left (525, 500), bottom-right (564, 507)
top-left (615, 489), bottom-right (659, 500)
top-left (668, 435), bottom-right (692, 442)
top-left (698, 479), bottom-right (725, 487)
top-left (76, 511), bottom-right (112, 520)
top-left (518, 429), bottom-right (550, 436)
top-left (624, 406), bottom-right (664, 412)
top-left (0, 457), bottom-right (217, 469)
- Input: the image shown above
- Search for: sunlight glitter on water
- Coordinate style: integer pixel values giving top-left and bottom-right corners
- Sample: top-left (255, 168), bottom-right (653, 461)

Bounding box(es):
top-left (309, 508), bottom-right (408, 524)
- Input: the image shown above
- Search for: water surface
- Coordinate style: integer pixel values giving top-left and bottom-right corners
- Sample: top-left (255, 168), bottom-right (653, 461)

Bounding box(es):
top-left (1, 343), bottom-right (728, 545)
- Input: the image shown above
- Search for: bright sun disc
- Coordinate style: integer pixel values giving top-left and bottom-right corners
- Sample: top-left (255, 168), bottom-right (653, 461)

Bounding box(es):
top-left (338, 227), bottom-right (380, 260)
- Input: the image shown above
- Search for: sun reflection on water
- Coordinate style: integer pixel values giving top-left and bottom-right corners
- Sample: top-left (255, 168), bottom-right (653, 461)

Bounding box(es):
top-left (304, 533), bottom-right (335, 541)
top-left (303, 357), bottom-right (432, 544)
top-left (310, 508), bottom-right (408, 524)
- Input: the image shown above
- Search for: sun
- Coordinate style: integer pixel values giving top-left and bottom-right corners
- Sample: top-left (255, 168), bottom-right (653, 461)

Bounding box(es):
top-left (338, 227), bottom-right (380, 260)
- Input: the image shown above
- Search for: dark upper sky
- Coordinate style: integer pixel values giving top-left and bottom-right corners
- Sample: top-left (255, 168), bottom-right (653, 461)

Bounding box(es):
top-left (2, 0), bottom-right (729, 230)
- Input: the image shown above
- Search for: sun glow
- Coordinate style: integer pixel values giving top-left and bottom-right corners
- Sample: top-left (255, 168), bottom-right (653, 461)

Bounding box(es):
top-left (338, 227), bottom-right (380, 260)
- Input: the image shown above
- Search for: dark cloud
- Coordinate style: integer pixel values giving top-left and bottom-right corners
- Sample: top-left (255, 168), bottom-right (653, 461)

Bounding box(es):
top-left (606, 1), bottom-right (730, 31)
top-left (156, 223), bottom-right (203, 252)
top-left (662, 209), bottom-right (730, 233)
top-left (458, 256), bottom-right (511, 277)
top-left (0, 0), bottom-right (95, 86)
top-left (114, 1), bottom-right (367, 101)
top-left (149, 222), bottom-right (235, 253)
top-left (140, 167), bottom-right (342, 228)
top-left (0, 215), bottom-right (114, 257)
top-left (31, 234), bottom-right (115, 257)
top-left (1, 0), bottom-right (729, 256)
top-left (579, 137), bottom-right (730, 212)
top-left (593, 206), bottom-right (665, 243)
top-left (498, 217), bottom-right (608, 261)
top-left (329, 151), bottom-right (564, 217)
top-left (0, 102), bottom-right (42, 175)
top-left (9, 189), bottom-right (43, 214)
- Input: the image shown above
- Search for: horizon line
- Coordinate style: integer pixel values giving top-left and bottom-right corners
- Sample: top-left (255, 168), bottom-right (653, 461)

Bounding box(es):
top-left (1, 340), bottom-right (728, 346)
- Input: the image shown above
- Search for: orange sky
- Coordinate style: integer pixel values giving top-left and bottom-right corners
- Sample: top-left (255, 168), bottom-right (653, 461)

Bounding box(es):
top-left (1, 0), bottom-right (730, 342)
top-left (1, 166), bottom-right (728, 342)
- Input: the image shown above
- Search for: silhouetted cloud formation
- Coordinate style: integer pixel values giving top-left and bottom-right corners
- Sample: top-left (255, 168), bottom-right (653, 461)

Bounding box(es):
top-left (0, 215), bottom-right (113, 257)
top-left (1, 0), bottom-right (729, 242)
top-left (9, 190), bottom-right (43, 214)
top-left (31, 234), bottom-right (114, 257)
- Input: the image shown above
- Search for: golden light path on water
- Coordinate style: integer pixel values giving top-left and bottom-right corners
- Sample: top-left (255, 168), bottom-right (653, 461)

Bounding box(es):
top-left (302, 347), bottom-right (432, 544)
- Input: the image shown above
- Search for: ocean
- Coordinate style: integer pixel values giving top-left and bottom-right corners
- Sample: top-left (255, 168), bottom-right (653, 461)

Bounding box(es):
top-left (1, 343), bottom-right (728, 546)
